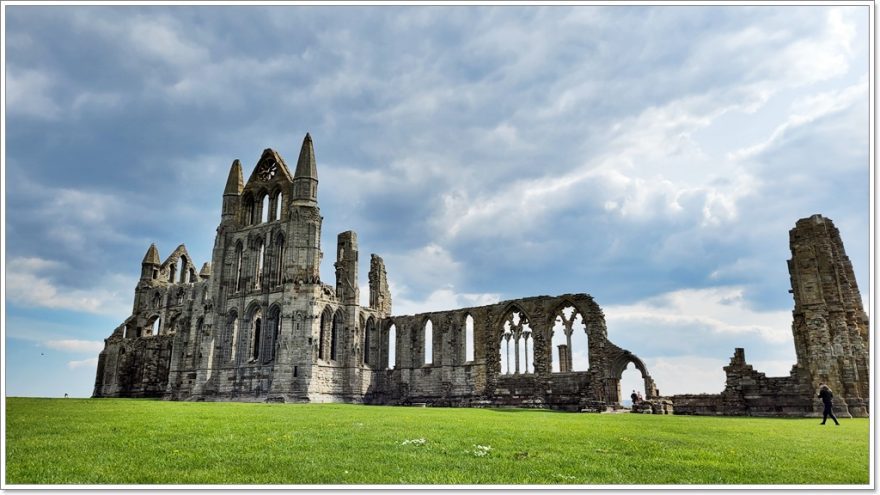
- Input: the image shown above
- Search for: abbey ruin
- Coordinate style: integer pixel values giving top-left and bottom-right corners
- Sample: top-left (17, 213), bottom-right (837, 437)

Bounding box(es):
top-left (93, 135), bottom-right (869, 417)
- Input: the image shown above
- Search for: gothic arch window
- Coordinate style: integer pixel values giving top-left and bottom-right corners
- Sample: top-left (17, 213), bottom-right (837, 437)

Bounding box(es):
top-left (168, 261), bottom-right (176, 283)
top-left (267, 306), bottom-right (281, 363)
top-left (274, 190), bottom-right (283, 221)
top-left (274, 234), bottom-right (285, 286)
top-left (189, 267), bottom-right (196, 284)
top-left (228, 311), bottom-right (240, 362)
top-left (465, 314), bottom-right (475, 363)
top-left (194, 317), bottom-right (204, 367)
top-left (242, 193), bottom-right (255, 226)
top-left (499, 308), bottom-right (533, 375)
top-left (179, 256), bottom-right (188, 283)
top-left (150, 316), bottom-right (161, 336)
top-left (234, 242), bottom-right (244, 292)
top-left (331, 310), bottom-right (344, 361)
top-left (250, 308), bottom-right (263, 362)
top-left (551, 304), bottom-right (589, 373)
top-left (260, 193), bottom-right (269, 224)
top-left (319, 308), bottom-right (333, 361)
top-left (152, 292), bottom-right (161, 308)
top-left (254, 238), bottom-right (265, 290)
top-left (387, 323), bottom-right (397, 370)
top-left (364, 317), bottom-right (375, 366)
top-left (423, 319), bottom-right (433, 365)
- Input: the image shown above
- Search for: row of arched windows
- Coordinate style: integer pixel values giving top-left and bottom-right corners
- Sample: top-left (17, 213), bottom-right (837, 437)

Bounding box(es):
top-left (233, 234), bottom-right (285, 292)
top-left (242, 191), bottom-right (283, 226)
top-left (166, 255), bottom-right (197, 284)
top-left (368, 315), bottom-right (476, 370)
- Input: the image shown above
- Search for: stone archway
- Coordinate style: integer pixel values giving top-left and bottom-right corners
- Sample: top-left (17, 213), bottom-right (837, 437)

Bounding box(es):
top-left (608, 351), bottom-right (657, 405)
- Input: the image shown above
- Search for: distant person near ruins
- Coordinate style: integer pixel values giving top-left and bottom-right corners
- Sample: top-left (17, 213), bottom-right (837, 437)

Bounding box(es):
top-left (630, 390), bottom-right (638, 406)
top-left (818, 384), bottom-right (839, 426)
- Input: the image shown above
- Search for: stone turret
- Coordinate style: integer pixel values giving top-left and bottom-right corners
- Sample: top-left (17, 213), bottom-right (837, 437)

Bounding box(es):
top-left (221, 159), bottom-right (244, 223)
top-left (292, 133), bottom-right (318, 206)
top-left (140, 243), bottom-right (161, 281)
top-left (198, 262), bottom-right (212, 280)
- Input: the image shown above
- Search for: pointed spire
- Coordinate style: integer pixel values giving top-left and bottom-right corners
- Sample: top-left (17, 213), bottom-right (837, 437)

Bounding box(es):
top-left (294, 133), bottom-right (318, 180)
top-left (199, 262), bottom-right (212, 279)
top-left (224, 159), bottom-right (244, 195)
top-left (142, 243), bottom-right (161, 265)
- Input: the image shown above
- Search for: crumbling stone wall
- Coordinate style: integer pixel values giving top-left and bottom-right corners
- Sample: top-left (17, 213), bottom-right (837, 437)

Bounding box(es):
top-left (671, 215), bottom-right (869, 417)
top-left (362, 294), bottom-right (655, 410)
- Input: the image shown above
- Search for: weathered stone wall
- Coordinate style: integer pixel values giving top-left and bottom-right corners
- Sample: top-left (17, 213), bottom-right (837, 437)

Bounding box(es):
top-left (359, 294), bottom-right (656, 410)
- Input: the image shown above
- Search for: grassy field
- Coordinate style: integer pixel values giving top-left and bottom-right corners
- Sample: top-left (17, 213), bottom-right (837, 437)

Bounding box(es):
top-left (4, 397), bottom-right (870, 485)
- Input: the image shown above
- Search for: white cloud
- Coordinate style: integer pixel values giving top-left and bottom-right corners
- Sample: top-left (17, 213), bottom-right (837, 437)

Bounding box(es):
top-left (5, 67), bottom-right (61, 119)
top-left (393, 287), bottom-right (501, 316)
top-left (67, 358), bottom-right (99, 370)
top-left (729, 79), bottom-right (868, 161)
top-left (385, 244), bottom-right (464, 293)
top-left (605, 286), bottom-right (792, 343)
top-left (645, 356), bottom-right (729, 395)
top-left (46, 340), bottom-right (105, 354)
top-left (6, 256), bottom-right (134, 316)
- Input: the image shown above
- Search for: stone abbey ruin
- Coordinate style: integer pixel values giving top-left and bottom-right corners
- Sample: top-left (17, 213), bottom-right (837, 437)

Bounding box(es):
top-left (93, 135), bottom-right (869, 417)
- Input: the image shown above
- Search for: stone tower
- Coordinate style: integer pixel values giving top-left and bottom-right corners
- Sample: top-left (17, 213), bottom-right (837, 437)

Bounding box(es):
top-left (788, 214), bottom-right (869, 417)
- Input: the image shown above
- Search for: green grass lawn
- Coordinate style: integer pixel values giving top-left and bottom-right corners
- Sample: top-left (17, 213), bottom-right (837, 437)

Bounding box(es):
top-left (4, 397), bottom-right (870, 485)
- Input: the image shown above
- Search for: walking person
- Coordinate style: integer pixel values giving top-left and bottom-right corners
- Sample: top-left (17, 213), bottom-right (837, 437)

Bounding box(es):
top-left (630, 390), bottom-right (638, 406)
top-left (818, 384), bottom-right (839, 425)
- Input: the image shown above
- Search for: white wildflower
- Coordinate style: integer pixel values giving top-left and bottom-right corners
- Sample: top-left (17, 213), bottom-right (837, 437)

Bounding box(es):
top-left (401, 438), bottom-right (427, 446)
top-left (471, 444), bottom-right (492, 457)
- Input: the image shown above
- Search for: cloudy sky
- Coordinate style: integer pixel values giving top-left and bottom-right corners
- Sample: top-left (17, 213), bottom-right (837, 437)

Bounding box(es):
top-left (3, 5), bottom-right (870, 398)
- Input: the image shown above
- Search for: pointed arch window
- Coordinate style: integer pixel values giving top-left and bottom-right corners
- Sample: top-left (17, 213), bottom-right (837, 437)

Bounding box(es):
top-left (387, 323), bottom-right (397, 370)
top-left (151, 317), bottom-right (161, 336)
top-left (235, 243), bottom-right (244, 292)
top-left (178, 256), bottom-right (187, 283)
top-left (251, 310), bottom-right (263, 361)
top-left (330, 311), bottom-right (342, 361)
top-left (465, 314), bottom-right (475, 362)
top-left (274, 191), bottom-right (283, 221)
top-left (254, 239), bottom-right (265, 290)
top-left (364, 318), bottom-right (375, 366)
top-left (551, 305), bottom-right (588, 373)
top-left (229, 312), bottom-right (240, 362)
top-left (260, 194), bottom-right (269, 224)
top-left (243, 194), bottom-right (255, 225)
top-left (319, 309), bottom-right (332, 361)
top-left (274, 235), bottom-right (285, 286)
top-left (267, 306), bottom-right (281, 363)
top-left (499, 309), bottom-right (533, 375)
top-left (424, 319), bottom-right (433, 365)
top-left (194, 317), bottom-right (204, 367)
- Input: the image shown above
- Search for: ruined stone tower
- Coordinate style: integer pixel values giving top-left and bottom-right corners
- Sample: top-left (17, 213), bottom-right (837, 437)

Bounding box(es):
top-left (788, 214), bottom-right (869, 417)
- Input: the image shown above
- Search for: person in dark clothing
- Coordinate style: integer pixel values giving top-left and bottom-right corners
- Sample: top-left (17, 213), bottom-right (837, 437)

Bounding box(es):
top-left (630, 390), bottom-right (638, 405)
top-left (818, 384), bottom-right (839, 425)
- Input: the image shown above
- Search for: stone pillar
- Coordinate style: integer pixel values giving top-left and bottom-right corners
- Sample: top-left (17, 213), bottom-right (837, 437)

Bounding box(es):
top-left (558, 344), bottom-right (571, 372)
